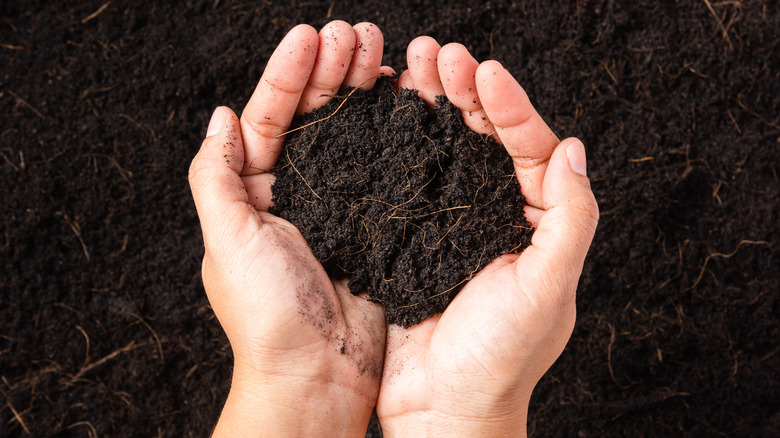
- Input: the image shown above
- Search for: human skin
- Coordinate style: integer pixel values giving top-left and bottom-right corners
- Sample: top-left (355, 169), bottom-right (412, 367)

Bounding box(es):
top-left (376, 37), bottom-right (599, 437)
top-left (189, 22), bottom-right (598, 438)
top-left (189, 21), bottom-right (392, 437)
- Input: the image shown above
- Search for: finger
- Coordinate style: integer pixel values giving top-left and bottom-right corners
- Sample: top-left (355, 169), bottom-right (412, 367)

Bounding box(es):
top-left (297, 20), bottom-right (357, 115)
top-left (476, 60), bottom-right (559, 209)
top-left (343, 22), bottom-right (384, 90)
top-left (240, 24), bottom-right (319, 175)
top-left (243, 173), bottom-right (276, 211)
top-left (514, 138), bottom-right (599, 308)
top-left (397, 69), bottom-right (414, 90)
top-left (189, 107), bottom-right (250, 247)
top-left (437, 43), bottom-right (492, 134)
top-left (379, 65), bottom-right (396, 77)
top-left (406, 36), bottom-right (445, 106)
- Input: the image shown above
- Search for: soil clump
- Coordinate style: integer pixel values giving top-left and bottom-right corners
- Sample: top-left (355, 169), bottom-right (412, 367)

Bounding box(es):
top-left (270, 77), bottom-right (533, 327)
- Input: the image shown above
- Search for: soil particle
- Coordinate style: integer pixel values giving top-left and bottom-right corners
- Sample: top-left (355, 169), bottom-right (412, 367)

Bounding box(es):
top-left (270, 76), bottom-right (534, 327)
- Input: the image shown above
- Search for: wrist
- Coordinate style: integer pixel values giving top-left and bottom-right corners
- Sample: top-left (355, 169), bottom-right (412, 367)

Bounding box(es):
top-left (211, 362), bottom-right (374, 437)
top-left (379, 394), bottom-right (529, 438)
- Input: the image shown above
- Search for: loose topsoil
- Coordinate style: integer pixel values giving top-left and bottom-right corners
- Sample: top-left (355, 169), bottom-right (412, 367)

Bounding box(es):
top-left (1, 1), bottom-right (778, 437)
top-left (270, 77), bottom-right (532, 327)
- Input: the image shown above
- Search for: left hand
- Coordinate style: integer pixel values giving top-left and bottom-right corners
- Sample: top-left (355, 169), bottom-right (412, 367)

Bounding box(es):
top-left (377, 38), bottom-right (599, 437)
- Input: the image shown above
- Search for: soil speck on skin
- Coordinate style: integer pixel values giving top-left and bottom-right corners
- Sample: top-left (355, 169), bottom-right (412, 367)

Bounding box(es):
top-left (270, 77), bottom-right (534, 327)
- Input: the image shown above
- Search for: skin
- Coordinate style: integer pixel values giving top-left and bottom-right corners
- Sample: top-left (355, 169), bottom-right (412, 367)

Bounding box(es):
top-left (376, 37), bottom-right (599, 437)
top-left (190, 22), bottom-right (390, 437)
top-left (189, 22), bottom-right (598, 438)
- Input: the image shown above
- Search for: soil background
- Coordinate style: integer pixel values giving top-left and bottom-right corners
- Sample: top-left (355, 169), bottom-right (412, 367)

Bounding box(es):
top-left (1, 1), bottom-right (778, 437)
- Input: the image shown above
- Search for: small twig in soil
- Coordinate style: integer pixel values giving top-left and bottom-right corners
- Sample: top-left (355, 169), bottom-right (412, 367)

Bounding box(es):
top-left (8, 90), bottom-right (46, 119)
top-left (687, 240), bottom-right (769, 291)
top-left (66, 420), bottom-right (99, 438)
top-left (123, 312), bottom-right (165, 362)
top-left (435, 211), bottom-right (466, 246)
top-left (0, 150), bottom-right (20, 171)
top-left (86, 153), bottom-right (134, 186)
top-left (472, 157), bottom-right (489, 203)
top-left (62, 212), bottom-right (91, 261)
top-left (118, 113), bottom-right (157, 141)
top-left (422, 135), bottom-right (447, 172)
top-left (607, 323), bottom-right (633, 389)
top-left (404, 238), bottom-right (485, 303)
top-left (286, 147), bottom-right (322, 202)
top-left (4, 400), bottom-right (32, 436)
top-left (426, 276), bottom-right (471, 301)
top-left (734, 96), bottom-right (780, 130)
top-left (702, 0), bottom-right (734, 49)
top-left (75, 325), bottom-right (91, 367)
top-left (388, 205), bottom-right (471, 220)
top-left (390, 102), bottom-right (414, 121)
top-left (67, 341), bottom-right (138, 385)
top-left (276, 74), bottom-right (385, 138)
top-left (326, 0), bottom-right (336, 18)
top-left (110, 234), bottom-right (129, 257)
top-left (81, 2), bottom-right (111, 24)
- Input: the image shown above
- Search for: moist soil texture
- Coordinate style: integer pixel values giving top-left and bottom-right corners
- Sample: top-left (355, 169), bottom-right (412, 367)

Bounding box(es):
top-left (1, 1), bottom-right (779, 437)
top-left (270, 77), bottom-right (533, 327)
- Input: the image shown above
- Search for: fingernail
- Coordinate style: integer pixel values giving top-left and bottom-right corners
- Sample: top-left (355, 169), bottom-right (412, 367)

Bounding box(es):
top-left (567, 140), bottom-right (588, 177)
top-left (206, 107), bottom-right (224, 137)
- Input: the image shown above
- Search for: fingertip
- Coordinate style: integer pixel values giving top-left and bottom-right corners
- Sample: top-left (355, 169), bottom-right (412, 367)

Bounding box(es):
top-left (397, 70), bottom-right (413, 90)
top-left (354, 21), bottom-right (382, 36)
top-left (320, 20), bottom-right (358, 49)
top-left (439, 41), bottom-right (468, 55)
top-left (543, 138), bottom-right (598, 225)
top-left (475, 61), bottom-right (529, 128)
top-left (474, 60), bottom-right (501, 84)
top-left (289, 23), bottom-right (320, 42)
top-left (408, 35), bottom-right (439, 51)
top-left (199, 106), bottom-right (244, 173)
top-left (379, 65), bottom-right (396, 77)
top-left (206, 106), bottom-right (225, 138)
top-left (566, 138), bottom-right (588, 177)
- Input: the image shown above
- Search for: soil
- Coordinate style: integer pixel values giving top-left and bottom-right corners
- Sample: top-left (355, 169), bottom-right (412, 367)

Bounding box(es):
top-left (270, 77), bottom-right (532, 327)
top-left (1, 1), bottom-right (778, 437)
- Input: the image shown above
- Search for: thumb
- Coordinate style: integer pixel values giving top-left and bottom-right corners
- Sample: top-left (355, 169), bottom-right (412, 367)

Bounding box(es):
top-left (515, 137), bottom-right (599, 306)
top-left (188, 106), bottom-right (250, 249)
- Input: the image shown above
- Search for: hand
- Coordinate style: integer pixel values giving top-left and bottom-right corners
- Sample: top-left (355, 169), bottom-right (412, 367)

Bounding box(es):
top-left (376, 38), bottom-right (599, 436)
top-left (188, 21), bottom-right (391, 437)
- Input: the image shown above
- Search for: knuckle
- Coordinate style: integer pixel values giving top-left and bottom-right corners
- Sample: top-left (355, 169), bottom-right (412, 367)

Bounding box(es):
top-left (242, 115), bottom-right (285, 140)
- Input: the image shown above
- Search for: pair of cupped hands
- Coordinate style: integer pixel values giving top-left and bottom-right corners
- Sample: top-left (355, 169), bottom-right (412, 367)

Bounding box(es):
top-left (189, 21), bottom-right (598, 437)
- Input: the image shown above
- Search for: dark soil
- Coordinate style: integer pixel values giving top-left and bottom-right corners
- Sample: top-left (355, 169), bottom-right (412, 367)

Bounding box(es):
top-left (270, 77), bottom-right (532, 327)
top-left (1, 1), bottom-right (778, 437)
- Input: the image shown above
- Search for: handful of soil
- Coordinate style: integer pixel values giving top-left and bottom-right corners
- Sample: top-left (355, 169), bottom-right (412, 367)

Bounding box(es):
top-left (270, 76), bottom-right (533, 327)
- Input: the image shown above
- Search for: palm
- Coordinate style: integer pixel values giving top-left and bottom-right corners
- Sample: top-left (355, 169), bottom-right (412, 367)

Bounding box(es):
top-left (206, 208), bottom-right (385, 383)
